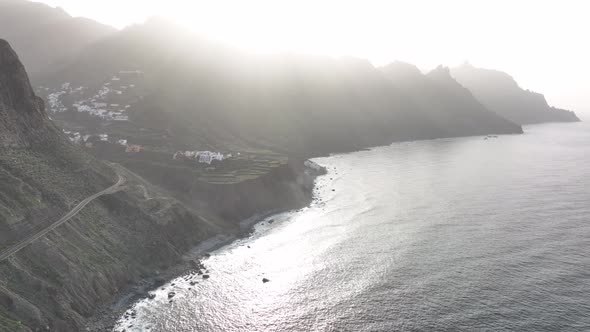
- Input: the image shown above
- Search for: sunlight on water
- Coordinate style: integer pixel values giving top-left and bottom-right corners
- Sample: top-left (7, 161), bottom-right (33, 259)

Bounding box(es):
top-left (116, 122), bottom-right (590, 332)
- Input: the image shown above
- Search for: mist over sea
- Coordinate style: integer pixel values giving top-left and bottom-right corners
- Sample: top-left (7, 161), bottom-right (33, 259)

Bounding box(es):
top-left (118, 122), bottom-right (590, 331)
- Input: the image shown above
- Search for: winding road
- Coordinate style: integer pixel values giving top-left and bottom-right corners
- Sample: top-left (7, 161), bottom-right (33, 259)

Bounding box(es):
top-left (0, 173), bottom-right (126, 262)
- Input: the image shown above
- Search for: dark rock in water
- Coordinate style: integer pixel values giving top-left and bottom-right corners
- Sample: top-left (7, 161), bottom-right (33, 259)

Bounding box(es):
top-left (203, 253), bottom-right (211, 258)
top-left (167, 292), bottom-right (176, 299)
top-left (332, 189), bottom-right (336, 192)
top-left (247, 246), bottom-right (251, 248)
top-left (262, 278), bottom-right (270, 283)
top-left (147, 294), bottom-right (156, 300)
top-left (268, 219), bottom-right (275, 224)
top-left (202, 274), bottom-right (210, 279)
top-left (190, 281), bottom-right (197, 286)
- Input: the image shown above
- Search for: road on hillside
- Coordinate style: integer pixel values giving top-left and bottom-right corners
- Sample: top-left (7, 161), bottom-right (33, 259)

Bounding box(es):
top-left (0, 173), bottom-right (126, 262)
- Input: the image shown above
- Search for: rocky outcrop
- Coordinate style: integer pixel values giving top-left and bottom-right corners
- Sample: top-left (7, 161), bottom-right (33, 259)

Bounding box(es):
top-left (0, 39), bottom-right (323, 331)
top-left (34, 20), bottom-right (525, 158)
top-left (128, 158), bottom-right (320, 222)
top-left (450, 63), bottom-right (580, 125)
top-left (380, 62), bottom-right (523, 137)
top-left (0, 39), bottom-right (50, 147)
top-left (0, 40), bottom-right (216, 331)
top-left (0, 0), bottom-right (115, 81)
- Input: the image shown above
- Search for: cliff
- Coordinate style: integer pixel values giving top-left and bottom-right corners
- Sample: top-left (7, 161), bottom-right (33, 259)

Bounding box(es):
top-left (451, 63), bottom-right (580, 125)
top-left (0, 39), bottom-right (50, 148)
top-left (0, 39), bottom-right (318, 331)
top-left (0, 0), bottom-right (116, 81)
top-left (38, 19), bottom-right (523, 158)
top-left (381, 62), bottom-right (523, 137)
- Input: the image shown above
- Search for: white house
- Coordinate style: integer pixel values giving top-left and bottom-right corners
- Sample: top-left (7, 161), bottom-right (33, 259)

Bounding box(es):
top-left (113, 115), bottom-right (129, 121)
top-left (196, 151), bottom-right (224, 165)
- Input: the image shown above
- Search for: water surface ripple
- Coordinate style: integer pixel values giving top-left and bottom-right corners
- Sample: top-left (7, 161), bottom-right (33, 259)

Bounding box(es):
top-left (117, 123), bottom-right (590, 331)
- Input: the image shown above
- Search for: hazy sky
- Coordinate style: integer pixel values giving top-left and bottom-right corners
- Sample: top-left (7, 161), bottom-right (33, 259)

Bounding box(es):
top-left (40, 0), bottom-right (589, 115)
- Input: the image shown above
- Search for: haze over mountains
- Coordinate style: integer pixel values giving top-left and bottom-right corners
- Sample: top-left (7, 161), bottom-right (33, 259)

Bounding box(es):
top-left (0, 0), bottom-right (115, 79)
top-left (0, 38), bottom-right (220, 331)
top-left (380, 62), bottom-right (522, 137)
top-left (2, 1), bottom-right (579, 145)
top-left (0, 1), bottom-right (583, 331)
top-left (451, 63), bottom-right (580, 124)
top-left (28, 17), bottom-right (528, 156)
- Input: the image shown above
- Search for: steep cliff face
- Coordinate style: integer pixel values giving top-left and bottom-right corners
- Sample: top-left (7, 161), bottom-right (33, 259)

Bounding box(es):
top-left (0, 39), bottom-right (50, 148)
top-left (451, 63), bottom-right (580, 125)
top-left (39, 20), bottom-right (524, 158)
top-left (0, 0), bottom-right (115, 81)
top-left (380, 62), bottom-right (523, 137)
top-left (0, 39), bottom-right (322, 331)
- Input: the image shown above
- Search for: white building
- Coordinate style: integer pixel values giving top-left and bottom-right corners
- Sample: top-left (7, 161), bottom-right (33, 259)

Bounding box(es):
top-left (196, 151), bottom-right (224, 165)
top-left (113, 115), bottom-right (129, 121)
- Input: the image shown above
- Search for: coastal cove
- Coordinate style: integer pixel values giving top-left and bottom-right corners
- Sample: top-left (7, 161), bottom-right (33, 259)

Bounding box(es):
top-left (113, 122), bottom-right (590, 332)
top-left (1, 4), bottom-right (588, 331)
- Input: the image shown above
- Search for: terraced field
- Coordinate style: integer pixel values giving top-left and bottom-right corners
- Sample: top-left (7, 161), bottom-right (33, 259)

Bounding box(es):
top-left (106, 147), bottom-right (288, 186)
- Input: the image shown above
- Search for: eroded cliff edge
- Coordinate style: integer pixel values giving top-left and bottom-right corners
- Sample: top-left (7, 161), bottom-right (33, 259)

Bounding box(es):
top-left (0, 39), bottom-right (321, 332)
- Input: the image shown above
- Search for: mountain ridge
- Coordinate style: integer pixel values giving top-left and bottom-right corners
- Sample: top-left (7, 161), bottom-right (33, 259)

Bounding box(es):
top-left (451, 63), bottom-right (580, 124)
top-left (0, 0), bottom-right (116, 80)
top-left (34, 19), bottom-right (524, 159)
top-left (0, 38), bottom-right (51, 147)
top-left (0, 39), bottom-right (321, 331)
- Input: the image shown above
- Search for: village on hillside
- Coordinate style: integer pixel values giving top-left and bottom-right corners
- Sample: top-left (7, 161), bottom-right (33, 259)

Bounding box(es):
top-left (37, 70), bottom-right (144, 122)
top-left (35, 70), bottom-right (291, 184)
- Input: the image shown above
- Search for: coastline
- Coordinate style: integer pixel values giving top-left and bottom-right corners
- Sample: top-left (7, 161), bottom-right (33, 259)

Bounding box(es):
top-left (86, 161), bottom-right (327, 332)
top-left (84, 131), bottom-right (524, 331)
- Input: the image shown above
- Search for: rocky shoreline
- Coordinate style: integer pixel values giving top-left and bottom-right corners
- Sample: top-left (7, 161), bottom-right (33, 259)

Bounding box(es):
top-left (86, 161), bottom-right (326, 331)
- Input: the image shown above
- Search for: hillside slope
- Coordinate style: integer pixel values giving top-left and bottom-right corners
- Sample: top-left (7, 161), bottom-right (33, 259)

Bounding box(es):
top-left (0, 0), bottom-right (115, 81)
top-left (380, 62), bottom-right (523, 137)
top-left (0, 39), bottom-right (242, 331)
top-left (40, 19), bottom-right (523, 158)
top-left (451, 63), bottom-right (580, 124)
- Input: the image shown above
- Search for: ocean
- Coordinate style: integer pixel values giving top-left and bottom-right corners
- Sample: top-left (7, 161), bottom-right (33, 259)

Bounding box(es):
top-left (116, 122), bottom-right (590, 331)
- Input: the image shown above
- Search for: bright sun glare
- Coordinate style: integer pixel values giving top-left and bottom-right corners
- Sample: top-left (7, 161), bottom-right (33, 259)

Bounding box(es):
top-left (41, 0), bottom-right (590, 114)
